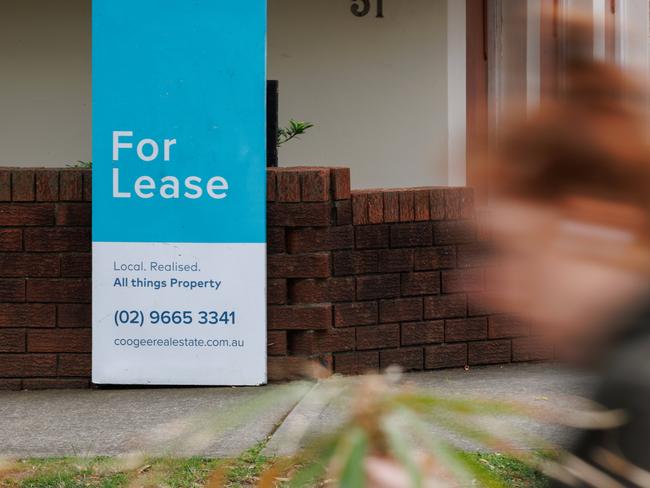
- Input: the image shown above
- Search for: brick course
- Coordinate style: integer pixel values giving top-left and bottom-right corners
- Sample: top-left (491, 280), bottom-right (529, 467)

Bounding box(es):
top-left (0, 167), bottom-right (539, 388)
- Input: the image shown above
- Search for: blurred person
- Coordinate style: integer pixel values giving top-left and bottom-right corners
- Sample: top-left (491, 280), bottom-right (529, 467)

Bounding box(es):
top-left (487, 13), bottom-right (650, 487)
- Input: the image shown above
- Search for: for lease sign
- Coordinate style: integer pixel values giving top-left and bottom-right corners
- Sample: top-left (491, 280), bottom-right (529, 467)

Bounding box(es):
top-left (92, 0), bottom-right (267, 385)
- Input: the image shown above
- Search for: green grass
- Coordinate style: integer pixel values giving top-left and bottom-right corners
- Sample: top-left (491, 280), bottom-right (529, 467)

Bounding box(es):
top-left (1, 456), bottom-right (225, 488)
top-left (0, 449), bottom-right (549, 487)
top-left (1, 458), bottom-right (129, 488)
top-left (223, 442), bottom-right (270, 487)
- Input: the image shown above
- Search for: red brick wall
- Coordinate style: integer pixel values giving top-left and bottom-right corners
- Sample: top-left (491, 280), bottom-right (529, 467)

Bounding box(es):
top-left (0, 167), bottom-right (551, 389)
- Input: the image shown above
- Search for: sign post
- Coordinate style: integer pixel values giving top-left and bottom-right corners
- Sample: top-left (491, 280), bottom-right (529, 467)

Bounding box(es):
top-left (92, 1), bottom-right (267, 385)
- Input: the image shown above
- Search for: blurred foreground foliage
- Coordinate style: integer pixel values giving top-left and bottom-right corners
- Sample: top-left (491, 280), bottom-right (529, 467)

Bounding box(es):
top-left (0, 451), bottom-right (547, 488)
top-left (0, 372), bottom-right (622, 487)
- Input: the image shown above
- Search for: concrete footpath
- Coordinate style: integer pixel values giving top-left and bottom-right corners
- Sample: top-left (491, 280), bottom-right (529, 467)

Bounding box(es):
top-left (0, 364), bottom-right (596, 459)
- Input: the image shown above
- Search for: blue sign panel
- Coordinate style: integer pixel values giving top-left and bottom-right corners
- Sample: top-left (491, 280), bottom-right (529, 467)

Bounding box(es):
top-left (93, 0), bottom-right (266, 244)
top-left (92, 0), bottom-right (267, 386)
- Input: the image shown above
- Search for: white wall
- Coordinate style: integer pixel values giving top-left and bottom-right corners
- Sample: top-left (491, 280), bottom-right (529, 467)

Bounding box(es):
top-left (269, 0), bottom-right (449, 189)
top-left (0, 0), bottom-right (91, 167)
top-left (0, 0), bottom-right (451, 189)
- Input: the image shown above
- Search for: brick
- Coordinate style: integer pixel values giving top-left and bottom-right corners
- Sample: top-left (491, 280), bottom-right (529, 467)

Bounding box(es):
top-left (0, 354), bottom-right (56, 377)
top-left (434, 221), bottom-right (477, 245)
top-left (380, 298), bottom-right (422, 323)
top-left (0, 170), bottom-right (10, 201)
top-left (489, 315), bottom-right (528, 339)
top-left (0, 254), bottom-right (60, 277)
top-left (445, 317), bottom-right (487, 342)
top-left (277, 170), bottom-right (302, 202)
top-left (457, 243), bottom-right (492, 268)
top-left (424, 294), bottom-right (466, 320)
top-left (268, 304), bottom-right (332, 330)
top-left (268, 203), bottom-right (331, 227)
top-left (442, 269), bottom-right (484, 293)
top-left (429, 189), bottom-right (446, 220)
top-left (401, 321), bottom-right (444, 346)
top-left (83, 171), bottom-right (92, 201)
top-left (380, 347), bottom-right (423, 370)
top-left (0, 304), bottom-right (56, 328)
top-left (355, 225), bottom-right (389, 249)
top-left (291, 278), bottom-right (355, 304)
top-left (58, 353), bottom-right (91, 376)
top-left (333, 250), bottom-right (379, 276)
top-left (0, 279), bottom-right (25, 302)
top-left (367, 192), bottom-right (384, 224)
top-left (383, 191), bottom-right (400, 223)
top-left (59, 171), bottom-right (84, 201)
top-left (24, 228), bottom-right (90, 252)
top-left (413, 190), bottom-right (430, 221)
top-left (61, 253), bottom-right (91, 277)
top-left (301, 169), bottom-right (330, 202)
top-left (334, 302), bottom-right (378, 328)
top-left (356, 274), bottom-right (400, 300)
top-left (55, 203), bottom-right (91, 226)
top-left (268, 253), bottom-right (330, 279)
top-left (469, 340), bottom-right (511, 365)
top-left (352, 192), bottom-right (369, 225)
top-left (266, 170), bottom-right (277, 202)
top-left (26, 279), bottom-right (91, 303)
top-left (445, 188), bottom-right (474, 220)
top-left (11, 171), bottom-right (35, 201)
top-left (24, 379), bottom-right (90, 389)
top-left (379, 249), bottom-right (413, 273)
top-left (425, 344), bottom-right (467, 369)
top-left (0, 203), bottom-right (54, 226)
top-left (267, 330), bottom-right (287, 356)
top-left (414, 247), bottom-right (456, 270)
top-left (268, 279), bottom-right (287, 305)
top-left (401, 271), bottom-right (440, 296)
top-left (398, 191), bottom-right (415, 222)
top-left (468, 293), bottom-right (506, 316)
top-left (288, 226), bottom-right (353, 253)
top-left (267, 227), bottom-right (286, 254)
top-left (334, 351), bottom-right (379, 375)
top-left (36, 170), bottom-right (60, 201)
top-left (0, 229), bottom-right (22, 251)
top-left (59, 170), bottom-right (83, 201)
top-left (57, 304), bottom-right (91, 328)
top-left (335, 200), bottom-right (352, 225)
top-left (512, 337), bottom-right (554, 362)
top-left (27, 329), bottom-right (92, 353)
top-left (290, 328), bottom-right (355, 354)
top-left (357, 324), bottom-right (400, 350)
top-left (0, 330), bottom-right (25, 352)
top-left (0, 379), bottom-right (21, 390)
top-left (390, 223), bottom-right (433, 248)
top-left (331, 168), bottom-right (351, 200)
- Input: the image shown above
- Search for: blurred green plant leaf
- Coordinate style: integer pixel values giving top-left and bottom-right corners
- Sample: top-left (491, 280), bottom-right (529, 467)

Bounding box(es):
top-left (338, 428), bottom-right (369, 488)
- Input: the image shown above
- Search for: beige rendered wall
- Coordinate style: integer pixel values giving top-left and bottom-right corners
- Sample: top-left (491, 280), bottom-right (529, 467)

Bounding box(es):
top-left (269, 0), bottom-right (449, 189)
top-left (0, 0), bottom-right (91, 167)
top-left (0, 0), bottom-right (449, 189)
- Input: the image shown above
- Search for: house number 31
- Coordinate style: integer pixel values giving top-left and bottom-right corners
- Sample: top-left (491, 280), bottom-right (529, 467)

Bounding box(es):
top-left (351, 0), bottom-right (384, 18)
